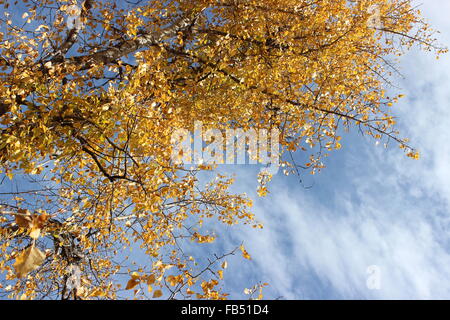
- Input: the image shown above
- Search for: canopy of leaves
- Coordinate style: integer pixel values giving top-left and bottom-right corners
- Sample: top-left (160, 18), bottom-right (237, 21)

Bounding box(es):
top-left (0, 0), bottom-right (445, 299)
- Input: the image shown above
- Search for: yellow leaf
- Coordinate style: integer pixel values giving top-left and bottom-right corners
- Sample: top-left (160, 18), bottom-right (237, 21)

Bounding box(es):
top-left (146, 274), bottom-right (156, 285)
top-left (240, 245), bottom-right (251, 260)
top-left (126, 279), bottom-right (139, 290)
top-left (89, 287), bottom-right (105, 297)
top-left (29, 227), bottom-right (41, 240)
top-left (15, 209), bottom-right (31, 228)
top-left (130, 272), bottom-right (140, 280)
top-left (407, 151), bottom-right (420, 160)
top-left (13, 245), bottom-right (46, 278)
top-left (15, 212), bottom-right (48, 239)
top-left (257, 288), bottom-right (263, 300)
top-left (257, 186), bottom-right (268, 197)
top-left (153, 289), bottom-right (162, 298)
top-left (166, 275), bottom-right (177, 286)
top-left (186, 288), bottom-right (195, 295)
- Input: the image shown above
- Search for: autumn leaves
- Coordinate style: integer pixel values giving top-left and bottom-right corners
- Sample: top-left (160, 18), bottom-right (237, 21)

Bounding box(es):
top-left (10, 210), bottom-right (49, 278)
top-left (13, 245), bottom-right (46, 279)
top-left (125, 272), bottom-right (162, 298)
top-left (14, 209), bottom-right (49, 241)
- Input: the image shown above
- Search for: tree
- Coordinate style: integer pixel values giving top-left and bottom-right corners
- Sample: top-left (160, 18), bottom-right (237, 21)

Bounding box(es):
top-left (0, 0), bottom-right (445, 299)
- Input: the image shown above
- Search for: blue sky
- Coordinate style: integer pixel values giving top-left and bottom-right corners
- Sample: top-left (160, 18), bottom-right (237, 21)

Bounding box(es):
top-left (201, 0), bottom-right (450, 300)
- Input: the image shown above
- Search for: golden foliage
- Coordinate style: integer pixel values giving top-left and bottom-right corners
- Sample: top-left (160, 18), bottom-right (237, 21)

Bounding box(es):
top-left (0, 0), bottom-right (444, 299)
top-left (13, 245), bottom-right (46, 279)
